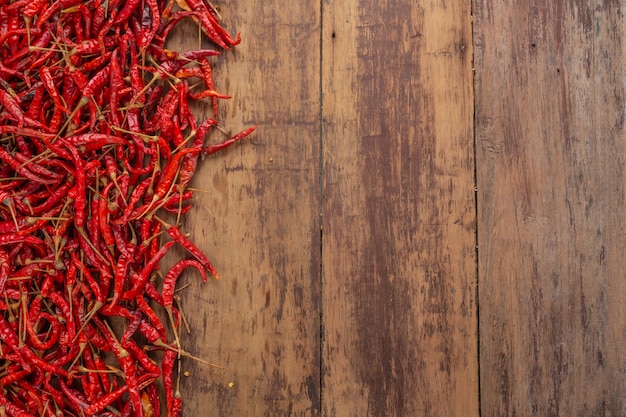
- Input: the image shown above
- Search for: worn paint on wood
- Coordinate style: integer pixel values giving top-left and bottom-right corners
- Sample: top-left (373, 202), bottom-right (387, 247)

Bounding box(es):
top-left (169, 2), bottom-right (322, 416)
top-left (321, 1), bottom-right (477, 416)
top-left (474, 0), bottom-right (626, 415)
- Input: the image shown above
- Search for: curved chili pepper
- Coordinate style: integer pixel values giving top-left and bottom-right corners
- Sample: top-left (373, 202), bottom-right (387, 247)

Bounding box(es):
top-left (162, 259), bottom-right (207, 309)
top-left (112, 0), bottom-right (141, 25)
top-left (14, 152), bottom-right (61, 181)
top-left (86, 384), bottom-right (129, 415)
top-left (166, 223), bottom-right (219, 279)
top-left (104, 253), bottom-right (131, 312)
top-left (180, 0), bottom-right (233, 49)
top-left (40, 67), bottom-right (68, 113)
top-left (203, 125), bottom-right (258, 156)
top-left (123, 338), bottom-right (161, 378)
top-left (23, 311), bottom-right (61, 351)
top-left (152, 147), bottom-right (202, 203)
top-left (0, 147), bottom-right (58, 185)
top-left (21, 343), bottom-right (69, 377)
top-left (58, 377), bottom-right (89, 414)
top-left (135, 296), bottom-right (167, 341)
top-left (0, 369), bottom-right (31, 386)
top-left (123, 240), bottom-right (175, 300)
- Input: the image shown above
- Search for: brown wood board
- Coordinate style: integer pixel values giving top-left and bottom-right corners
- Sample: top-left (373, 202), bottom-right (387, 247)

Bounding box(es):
top-left (320, 1), bottom-right (477, 416)
top-left (168, 2), bottom-right (322, 416)
top-left (474, 0), bottom-right (626, 416)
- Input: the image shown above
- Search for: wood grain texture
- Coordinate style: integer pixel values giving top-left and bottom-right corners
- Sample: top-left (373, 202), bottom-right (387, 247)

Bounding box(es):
top-left (321, 1), bottom-right (477, 416)
top-left (168, 2), bottom-right (321, 416)
top-left (474, 0), bottom-right (626, 415)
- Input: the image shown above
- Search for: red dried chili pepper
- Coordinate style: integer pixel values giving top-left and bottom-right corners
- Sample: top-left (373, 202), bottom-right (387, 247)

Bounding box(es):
top-left (180, 0), bottom-right (235, 49)
top-left (0, 147), bottom-right (57, 185)
top-left (0, 2), bottom-right (254, 414)
top-left (203, 125), bottom-right (258, 156)
top-left (166, 223), bottom-right (219, 279)
top-left (86, 385), bottom-right (129, 415)
top-left (152, 146), bottom-right (202, 203)
top-left (0, 248), bottom-right (9, 292)
top-left (104, 326), bottom-right (144, 417)
top-left (162, 259), bottom-right (207, 308)
top-left (123, 338), bottom-right (161, 378)
top-left (40, 67), bottom-right (68, 114)
top-left (124, 240), bottom-right (176, 300)
top-left (0, 391), bottom-right (37, 417)
top-left (58, 377), bottom-right (90, 414)
top-left (162, 348), bottom-right (177, 414)
top-left (23, 311), bottom-right (60, 351)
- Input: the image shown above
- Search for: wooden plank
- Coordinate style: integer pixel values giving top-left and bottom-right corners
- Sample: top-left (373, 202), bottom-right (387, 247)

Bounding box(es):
top-left (321, 1), bottom-right (477, 416)
top-left (168, 2), bottom-right (322, 416)
top-left (474, 0), bottom-right (626, 415)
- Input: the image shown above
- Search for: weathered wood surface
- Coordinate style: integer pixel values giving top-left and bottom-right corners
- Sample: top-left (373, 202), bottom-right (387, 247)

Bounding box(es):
top-left (320, 1), bottom-right (477, 416)
top-left (171, 2), bottom-right (322, 416)
top-left (167, 0), bottom-right (626, 415)
top-left (474, 0), bottom-right (626, 416)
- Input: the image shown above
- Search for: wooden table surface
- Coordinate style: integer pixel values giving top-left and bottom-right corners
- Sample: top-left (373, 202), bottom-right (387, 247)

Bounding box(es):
top-left (170, 1), bottom-right (625, 416)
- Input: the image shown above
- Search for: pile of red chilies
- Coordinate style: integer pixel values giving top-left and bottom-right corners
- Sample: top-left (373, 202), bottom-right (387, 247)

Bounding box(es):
top-left (0, 0), bottom-right (254, 415)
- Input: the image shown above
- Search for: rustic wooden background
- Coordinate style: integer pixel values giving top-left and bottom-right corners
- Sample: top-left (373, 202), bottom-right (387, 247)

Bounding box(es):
top-left (170, 0), bottom-right (625, 416)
